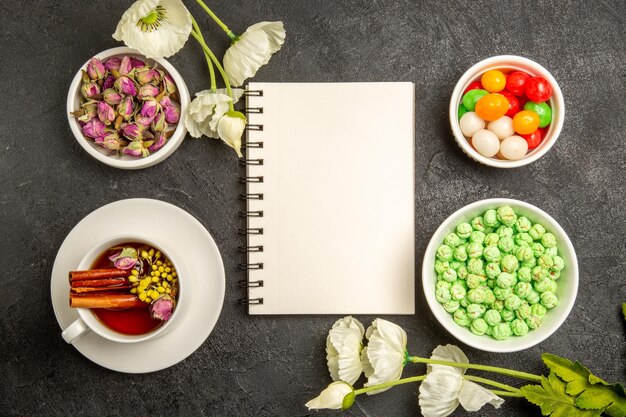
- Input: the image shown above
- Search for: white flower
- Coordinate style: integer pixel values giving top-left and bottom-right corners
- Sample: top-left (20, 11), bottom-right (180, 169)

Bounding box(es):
top-left (419, 345), bottom-right (504, 417)
top-left (305, 381), bottom-right (354, 410)
top-left (361, 319), bottom-right (407, 395)
top-left (185, 88), bottom-right (244, 139)
top-left (217, 111), bottom-right (247, 157)
top-left (113, 0), bottom-right (192, 59)
top-left (224, 21), bottom-right (286, 86)
top-left (326, 316), bottom-right (365, 385)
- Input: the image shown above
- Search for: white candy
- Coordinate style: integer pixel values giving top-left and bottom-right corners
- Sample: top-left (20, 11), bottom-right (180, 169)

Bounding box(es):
top-left (487, 116), bottom-right (514, 140)
top-left (500, 135), bottom-right (529, 160)
top-left (471, 129), bottom-right (500, 158)
top-left (460, 112), bottom-right (485, 137)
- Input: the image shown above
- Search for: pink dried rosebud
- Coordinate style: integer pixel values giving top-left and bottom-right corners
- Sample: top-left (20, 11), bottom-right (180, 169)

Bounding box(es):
top-left (104, 57), bottom-right (121, 72)
top-left (87, 57), bottom-right (106, 80)
top-left (102, 75), bottom-right (115, 90)
top-left (119, 55), bottom-right (133, 76)
top-left (137, 84), bottom-right (160, 100)
top-left (148, 131), bottom-right (167, 152)
top-left (122, 140), bottom-right (147, 157)
top-left (122, 123), bottom-right (142, 140)
top-left (150, 295), bottom-right (175, 321)
top-left (135, 68), bottom-right (161, 85)
top-left (160, 97), bottom-right (180, 124)
top-left (97, 101), bottom-right (115, 125)
top-left (95, 131), bottom-right (123, 150)
top-left (151, 111), bottom-right (167, 132)
top-left (163, 74), bottom-right (177, 94)
top-left (135, 99), bottom-right (159, 126)
top-left (76, 100), bottom-right (98, 122)
top-left (102, 88), bottom-right (122, 105)
top-left (82, 118), bottom-right (106, 138)
top-left (114, 76), bottom-right (137, 96)
top-left (116, 96), bottom-right (135, 120)
top-left (80, 82), bottom-right (101, 99)
top-left (130, 57), bottom-right (146, 68)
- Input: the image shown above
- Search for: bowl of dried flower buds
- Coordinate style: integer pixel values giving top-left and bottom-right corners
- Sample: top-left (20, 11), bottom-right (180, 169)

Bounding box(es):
top-left (67, 47), bottom-right (190, 169)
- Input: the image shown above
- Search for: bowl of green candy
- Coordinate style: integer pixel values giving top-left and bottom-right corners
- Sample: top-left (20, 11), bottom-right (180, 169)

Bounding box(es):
top-left (422, 198), bottom-right (578, 353)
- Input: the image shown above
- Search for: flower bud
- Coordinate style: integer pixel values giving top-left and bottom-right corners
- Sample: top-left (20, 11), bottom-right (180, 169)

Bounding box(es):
top-left (102, 88), bottom-right (122, 105)
top-left (104, 57), bottom-right (121, 72)
top-left (135, 68), bottom-right (161, 85)
top-left (162, 74), bottom-right (177, 94)
top-left (217, 111), bottom-right (247, 157)
top-left (76, 100), bottom-right (98, 122)
top-left (150, 295), bottom-right (175, 321)
top-left (116, 96), bottom-right (135, 120)
top-left (114, 76), bottom-right (137, 96)
top-left (119, 55), bottom-right (132, 76)
top-left (162, 99), bottom-right (180, 124)
top-left (97, 101), bottom-right (115, 125)
top-left (122, 123), bottom-right (143, 140)
top-left (122, 140), bottom-right (147, 157)
top-left (80, 82), bottom-right (101, 99)
top-left (94, 130), bottom-right (123, 150)
top-left (82, 118), bottom-right (106, 138)
top-left (137, 84), bottom-right (160, 100)
top-left (130, 57), bottom-right (146, 68)
top-left (135, 99), bottom-right (159, 126)
top-left (148, 131), bottom-right (167, 153)
top-left (151, 111), bottom-right (167, 132)
top-left (102, 75), bottom-right (115, 90)
top-left (87, 57), bottom-right (106, 80)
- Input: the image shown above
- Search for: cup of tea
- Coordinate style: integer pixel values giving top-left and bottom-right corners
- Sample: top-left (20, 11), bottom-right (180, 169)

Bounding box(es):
top-left (61, 235), bottom-right (185, 344)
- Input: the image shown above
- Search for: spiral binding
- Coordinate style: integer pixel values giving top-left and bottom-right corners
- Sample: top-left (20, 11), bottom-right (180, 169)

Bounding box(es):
top-left (239, 88), bottom-right (265, 306)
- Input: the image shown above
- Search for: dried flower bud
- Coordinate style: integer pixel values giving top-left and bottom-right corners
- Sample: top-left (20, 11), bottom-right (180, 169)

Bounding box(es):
top-left (87, 57), bottom-right (106, 80)
top-left (102, 75), bottom-right (115, 90)
top-left (102, 88), bottom-right (123, 105)
top-left (148, 132), bottom-right (167, 153)
top-left (135, 68), bottom-right (161, 85)
top-left (122, 123), bottom-right (143, 140)
top-left (82, 118), bottom-right (106, 138)
top-left (122, 140), bottom-right (148, 157)
top-left (104, 57), bottom-right (121, 72)
top-left (151, 111), bottom-right (167, 132)
top-left (94, 130), bottom-right (123, 150)
top-left (114, 76), bottom-right (137, 96)
top-left (137, 84), bottom-right (160, 100)
top-left (162, 74), bottom-right (177, 94)
top-left (160, 97), bottom-right (180, 124)
top-left (150, 295), bottom-right (175, 321)
top-left (76, 100), bottom-right (98, 122)
top-left (135, 99), bottom-right (159, 127)
top-left (130, 57), bottom-right (146, 68)
top-left (119, 55), bottom-right (132, 76)
top-left (97, 101), bottom-right (115, 125)
top-left (80, 82), bottom-right (101, 99)
top-left (116, 96), bottom-right (135, 121)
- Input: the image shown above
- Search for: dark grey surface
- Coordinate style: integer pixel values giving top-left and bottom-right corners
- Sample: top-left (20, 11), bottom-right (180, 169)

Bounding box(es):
top-left (1, 0), bottom-right (625, 416)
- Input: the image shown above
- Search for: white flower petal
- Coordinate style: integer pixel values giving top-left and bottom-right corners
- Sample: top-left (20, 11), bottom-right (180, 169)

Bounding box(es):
top-left (305, 381), bottom-right (353, 410)
top-left (217, 114), bottom-right (246, 157)
top-left (418, 369), bottom-right (463, 417)
top-left (247, 21), bottom-right (286, 57)
top-left (458, 380), bottom-right (505, 411)
top-left (363, 319), bottom-right (407, 394)
top-left (224, 29), bottom-right (271, 86)
top-left (325, 316), bottom-right (365, 385)
top-left (428, 344), bottom-right (469, 375)
top-left (360, 346), bottom-right (374, 378)
top-left (326, 336), bottom-right (340, 381)
top-left (185, 115), bottom-right (203, 138)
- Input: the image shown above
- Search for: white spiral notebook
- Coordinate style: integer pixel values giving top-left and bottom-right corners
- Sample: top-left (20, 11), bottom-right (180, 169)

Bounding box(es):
top-left (241, 82), bottom-right (415, 315)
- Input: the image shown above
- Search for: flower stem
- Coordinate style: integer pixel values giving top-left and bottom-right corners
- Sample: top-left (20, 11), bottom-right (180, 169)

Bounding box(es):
top-left (491, 390), bottom-right (525, 398)
top-left (190, 16), bottom-right (216, 91)
top-left (353, 376), bottom-right (426, 396)
top-left (195, 0), bottom-right (238, 41)
top-left (190, 28), bottom-right (235, 112)
top-left (463, 375), bottom-right (521, 393)
top-left (407, 357), bottom-right (542, 382)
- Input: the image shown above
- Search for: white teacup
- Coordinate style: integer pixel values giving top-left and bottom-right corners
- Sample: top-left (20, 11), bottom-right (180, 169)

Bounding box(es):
top-left (62, 235), bottom-right (185, 344)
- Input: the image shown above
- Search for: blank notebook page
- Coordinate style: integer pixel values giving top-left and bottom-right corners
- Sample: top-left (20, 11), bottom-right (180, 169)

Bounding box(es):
top-left (245, 82), bottom-right (415, 314)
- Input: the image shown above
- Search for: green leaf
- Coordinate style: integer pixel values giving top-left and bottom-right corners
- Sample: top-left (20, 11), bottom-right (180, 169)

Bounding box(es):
top-left (542, 353), bottom-right (591, 396)
top-left (520, 374), bottom-right (601, 417)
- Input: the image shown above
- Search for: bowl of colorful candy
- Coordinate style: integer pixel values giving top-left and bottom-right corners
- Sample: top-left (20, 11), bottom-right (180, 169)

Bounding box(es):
top-left (422, 198), bottom-right (578, 352)
top-left (67, 47), bottom-right (191, 170)
top-left (450, 56), bottom-right (564, 168)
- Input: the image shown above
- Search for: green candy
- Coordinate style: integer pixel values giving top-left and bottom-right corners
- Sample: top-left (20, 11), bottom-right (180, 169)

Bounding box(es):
top-left (483, 209), bottom-right (500, 228)
top-left (470, 318), bottom-right (489, 335)
top-left (498, 236), bottom-right (514, 253)
top-left (484, 233), bottom-right (499, 246)
top-left (517, 266), bottom-right (532, 283)
top-left (484, 309), bottom-right (502, 326)
top-left (483, 246), bottom-right (501, 263)
top-left (515, 282), bottom-right (532, 299)
top-left (526, 290), bottom-right (541, 305)
top-left (492, 299), bottom-right (504, 311)
top-left (470, 231), bottom-right (486, 244)
top-left (552, 256), bottom-right (565, 272)
top-left (467, 258), bottom-right (484, 275)
top-left (540, 291), bottom-right (558, 309)
top-left (436, 244), bottom-right (453, 261)
top-left (457, 266), bottom-right (469, 280)
top-left (453, 245), bottom-right (468, 262)
top-left (497, 206), bottom-right (517, 227)
top-left (444, 233), bottom-right (462, 247)
top-left (486, 262), bottom-right (501, 279)
top-left (470, 216), bottom-right (486, 232)
top-left (467, 303), bottom-right (486, 319)
top-left (435, 260), bottom-right (450, 274)
top-left (496, 272), bottom-right (515, 289)
top-left (451, 284), bottom-right (466, 301)
top-left (531, 303), bottom-right (547, 317)
top-left (460, 297), bottom-right (470, 308)
top-left (456, 223), bottom-right (473, 239)
top-left (497, 226), bottom-right (514, 239)
top-left (467, 288), bottom-right (486, 304)
top-left (529, 224), bottom-right (546, 241)
top-left (538, 254), bottom-right (554, 269)
top-left (483, 289), bottom-right (496, 306)
top-left (501, 254), bottom-right (519, 273)
top-left (501, 308), bottom-right (516, 322)
top-left (531, 266), bottom-right (549, 282)
top-left (458, 103), bottom-right (469, 120)
top-left (485, 326), bottom-right (493, 336)
top-left (436, 279), bottom-right (452, 290)
top-left (516, 245), bottom-right (534, 262)
top-left (442, 268), bottom-right (458, 283)
top-left (494, 286), bottom-right (513, 301)
top-left (462, 89), bottom-right (489, 111)
top-left (541, 233), bottom-right (557, 248)
top-left (515, 232), bottom-right (533, 246)
top-left (515, 217), bottom-right (532, 233)
top-left (534, 278), bottom-right (557, 294)
top-left (453, 308), bottom-right (471, 327)
top-left (523, 256), bottom-right (537, 268)
top-left (443, 300), bottom-right (460, 313)
top-left (524, 101), bottom-right (552, 128)
top-left (505, 294), bottom-right (522, 310)
top-left (436, 287), bottom-right (452, 303)
top-left (466, 274), bottom-right (482, 289)
top-left (511, 319), bottom-right (530, 336)
top-left (467, 242), bottom-right (484, 259)
top-left (516, 303), bottom-right (532, 320)
top-left (526, 314), bottom-right (543, 330)
top-left (531, 243), bottom-right (545, 258)
top-left (545, 246), bottom-right (558, 257)
top-left (549, 270), bottom-right (561, 281)
top-left (450, 260), bottom-right (463, 271)
top-left (492, 323), bottom-right (512, 340)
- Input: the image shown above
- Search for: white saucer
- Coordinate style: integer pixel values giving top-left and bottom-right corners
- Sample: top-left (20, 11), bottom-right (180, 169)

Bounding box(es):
top-left (50, 198), bottom-right (225, 373)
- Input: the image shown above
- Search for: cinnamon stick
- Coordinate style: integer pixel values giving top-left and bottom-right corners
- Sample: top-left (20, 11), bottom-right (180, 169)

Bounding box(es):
top-left (69, 292), bottom-right (144, 309)
top-left (71, 277), bottom-right (129, 287)
top-left (69, 268), bottom-right (128, 282)
top-left (71, 285), bottom-right (132, 293)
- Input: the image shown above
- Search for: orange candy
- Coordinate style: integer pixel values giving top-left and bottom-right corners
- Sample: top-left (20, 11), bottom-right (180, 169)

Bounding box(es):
top-left (481, 70), bottom-right (507, 93)
top-left (513, 110), bottom-right (540, 135)
top-left (475, 93), bottom-right (509, 121)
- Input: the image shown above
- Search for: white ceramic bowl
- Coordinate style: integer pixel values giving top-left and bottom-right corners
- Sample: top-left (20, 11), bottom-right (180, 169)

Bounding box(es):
top-left (67, 47), bottom-right (190, 170)
top-left (422, 198), bottom-right (578, 352)
top-left (450, 55), bottom-right (564, 168)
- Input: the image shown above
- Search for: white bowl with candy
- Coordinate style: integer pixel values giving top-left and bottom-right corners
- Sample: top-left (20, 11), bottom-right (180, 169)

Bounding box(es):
top-left (449, 56), bottom-right (564, 168)
top-left (422, 198), bottom-right (578, 352)
top-left (67, 47), bottom-right (190, 170)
